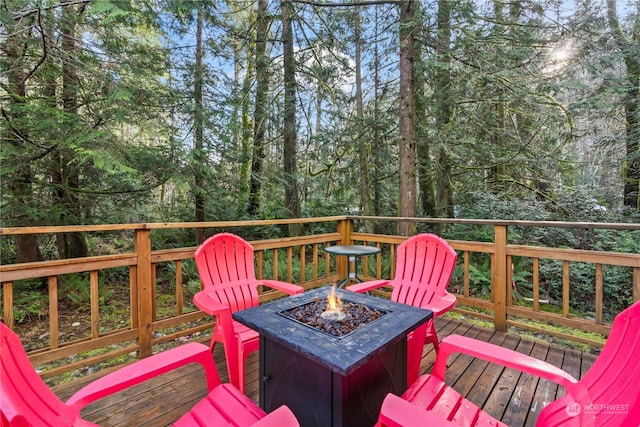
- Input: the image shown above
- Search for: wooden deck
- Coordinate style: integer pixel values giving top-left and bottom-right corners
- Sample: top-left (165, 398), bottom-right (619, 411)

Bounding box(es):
top-left (51, 316), bottom-right (598, 426)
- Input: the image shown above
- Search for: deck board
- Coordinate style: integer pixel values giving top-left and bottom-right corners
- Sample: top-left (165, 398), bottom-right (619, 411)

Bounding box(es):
top-left (51, 316), bottom-right (598, 426)
top-left (501, 340), bottom-right (548, 426)
top-left (524, 343), bottom-right (564, 426)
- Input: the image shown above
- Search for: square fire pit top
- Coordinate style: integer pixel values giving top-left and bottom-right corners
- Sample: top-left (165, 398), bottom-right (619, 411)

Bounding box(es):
top-left (233, 286), bottom-right (433, 375)
top-left (278, 296), bottom-right (387, 338)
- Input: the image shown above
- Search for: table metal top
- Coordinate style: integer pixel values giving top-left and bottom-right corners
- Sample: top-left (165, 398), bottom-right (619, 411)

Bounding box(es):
top-left (324, 245), bottom-right (381, 256)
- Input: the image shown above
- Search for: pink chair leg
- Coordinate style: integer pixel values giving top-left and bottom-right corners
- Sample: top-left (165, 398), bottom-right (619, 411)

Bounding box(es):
top-left (407, 323), bottom-right (428, 387)
top-left (237, 344), bottom-right (246, 394)
top-left (424, 320), bottom-right (440, 352)
top-left (224, 343), bottom-right (242, 392)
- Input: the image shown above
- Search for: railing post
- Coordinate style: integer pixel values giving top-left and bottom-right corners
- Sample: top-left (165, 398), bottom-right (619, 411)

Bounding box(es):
top-left (493, 225), bottom-right (508, 331)
top-left (2, 282), bottom-right (13, 328)
top-left (335, 218), bottom-right (354, 282)
top-left (337, 217), bottom-right (354, 245)
top-left (634, 267), bottom-right (639, 302)
top-left (135, 228), bottom-right (154, 358)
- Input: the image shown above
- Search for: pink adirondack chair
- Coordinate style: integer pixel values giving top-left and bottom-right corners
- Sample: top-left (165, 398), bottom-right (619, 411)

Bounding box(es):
top-left (0, 323), bottom-right (299, 427)
top-left (377, 300), bottom-right (640, 427)
top-left (346, 233), bottom-right (457, 384)
top-left (193, 233), bottom-right (304, 393)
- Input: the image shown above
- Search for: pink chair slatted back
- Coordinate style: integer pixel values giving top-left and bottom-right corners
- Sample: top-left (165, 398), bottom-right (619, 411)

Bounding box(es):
top-left (538, 302), bottom-right (640, 427)
top-left (390, 234), bottom-right (458, 309)
top-left (582, 300), bottom-right (640, 426)
top-left (194, 233), bottom-right (260, 312)
top-left (0, 323), bottom-right (81, 427)
top-left (538, 300), bottom-right (640, 426)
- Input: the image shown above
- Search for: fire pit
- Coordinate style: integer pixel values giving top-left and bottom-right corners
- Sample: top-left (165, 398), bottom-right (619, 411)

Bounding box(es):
top-left (233, 286), bottom-right (432, 427)
top-left (279, 288), bottom-right (385, 337)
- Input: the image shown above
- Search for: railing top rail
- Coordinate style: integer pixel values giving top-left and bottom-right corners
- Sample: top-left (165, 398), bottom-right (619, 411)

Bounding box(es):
top-left (1, 216), bottom-right (639, 236)
top-left (349, 216), bottom-right (640, 231)
top-left (0, 216), bottom-right (348, 236)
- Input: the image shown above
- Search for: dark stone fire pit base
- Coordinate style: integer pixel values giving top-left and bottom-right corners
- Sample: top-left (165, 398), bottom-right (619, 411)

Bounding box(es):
top-left (262, 334), bottom-right (404, 427)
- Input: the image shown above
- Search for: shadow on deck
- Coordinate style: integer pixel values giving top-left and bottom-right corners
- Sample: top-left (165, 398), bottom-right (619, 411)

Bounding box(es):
top-left (51, 316), bottom-right (598, 426)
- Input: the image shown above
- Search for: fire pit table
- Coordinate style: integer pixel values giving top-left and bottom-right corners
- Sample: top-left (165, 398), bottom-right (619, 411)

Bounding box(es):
top-left (232, 286), bottom-right (433, 427)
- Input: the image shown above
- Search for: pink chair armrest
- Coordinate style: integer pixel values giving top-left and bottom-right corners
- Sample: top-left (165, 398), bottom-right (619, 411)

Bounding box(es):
top-left (377, 394), bottom-right (457, 427)
top-left (251, 405), bottom-right (299, 426)
top-left (66, 342), bottom-right (219, 412)
top-left (345, 279), bottom-right (390, 293)
top-left (433, 335), bottom-right (586, 398)
top-left (426, 293), bottom-right (456, 316)
top-left (261, 279), bottom-right (305, 296)
top-left (193, 291), bottom-right (233, 316)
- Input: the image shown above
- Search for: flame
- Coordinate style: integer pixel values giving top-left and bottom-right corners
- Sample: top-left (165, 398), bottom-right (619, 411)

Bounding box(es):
top-left (321, 285), bottom-right (345, 321)
top-left (326, 285), bottom-right (343, 312)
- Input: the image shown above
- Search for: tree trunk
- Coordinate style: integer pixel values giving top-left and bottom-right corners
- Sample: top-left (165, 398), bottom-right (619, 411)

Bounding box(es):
top-left (398, 0), bottom-right (417, 235)
top-left (281, 0), bottom-right (302, 235)
top-left (622, 89), bottom-right (640, 210)
top-left (355, 6), bottom-right (372, 224)
top-left (3, 16), bottom-right (43, 264)
top-left (249, 0), bottom-right (270, 217)
top-left (373, 6), bottom-right (382, 225)
top-left (57, 4), bottom-right (87, 258)
top-left (194, 4), bottom-right (205, 243)
top-left (607, 0), bottom-right (640, 210)
top-left (415, 3), bottom-right (435, 218)
top-left (434, 0), bottom-right (454, 219)
top-left (487, 1), bottom-right (508, 194)
top-left (241, 41), bottom-right (254, 205)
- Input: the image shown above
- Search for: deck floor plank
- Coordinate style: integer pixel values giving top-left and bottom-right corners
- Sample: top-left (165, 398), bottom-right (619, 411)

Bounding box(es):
top-left (450, 327), bottom-right (500, 397)
top-left (464, 331), bottom-right (519, 410)
top-left (523, 342), bottom-right (565, 426)
top-left (500, 340), bottom-right (550, 426)
top-left (441, 325), bottom-right (489, 387)
top-left (558, 348), bottom-right (582, 400)
top-left (480, 337), bottom-right (536, 421)
top-left (50, 317), bottom-right (598, 426)
top-left (417, 316), bottom-right (475, 381)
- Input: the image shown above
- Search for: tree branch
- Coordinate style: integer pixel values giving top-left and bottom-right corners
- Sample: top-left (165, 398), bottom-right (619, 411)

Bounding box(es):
top-left (0, 107), bottom-right (58, 154)
top-left (22, 7), bottom-right (48, 84)
top-left (292, 0), bottom-right (401, 7)
top-left (6, 0), bottom-right (92, 20)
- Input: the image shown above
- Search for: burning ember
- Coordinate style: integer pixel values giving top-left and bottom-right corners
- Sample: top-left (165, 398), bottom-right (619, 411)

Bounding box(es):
top-left (321, 285), bottom-right (346, 321)
top-left (279, 287), bottom-right (385, 337)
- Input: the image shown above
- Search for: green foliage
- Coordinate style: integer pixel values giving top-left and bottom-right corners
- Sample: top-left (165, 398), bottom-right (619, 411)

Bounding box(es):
top-left (260, 249), bottom-right (297, 283)
top-left (602, 266), bottom-right (634, 321)
top-left (451, 191), bottom-right (638, 317)
top-left (2, 0), bottom-right (636, 236)
top-left (62, 273), bottom-right (115, 309)
top-left (375, 249), bottom-right (393, 279)
top-left (467, 262), bottom-right (492, 298)
top-left (163, 259), bottom-right (201, 305)
top-left (151, 229), bottom-right (197, 251)
top-left (85, 235), bottom-right (133, 256)
top-left (184, 279), bottom-right (202, 307)
top-left (10, 289), bottom-right (48, 324)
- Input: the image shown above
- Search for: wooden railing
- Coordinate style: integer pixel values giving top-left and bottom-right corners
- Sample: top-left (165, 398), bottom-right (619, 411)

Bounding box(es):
top-left (351, 218), bottom-right (640, 344)
top-left (1, 216), bottom-right (639, 383)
